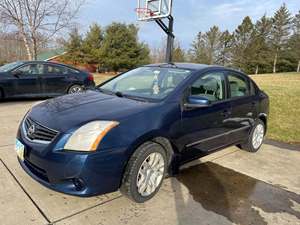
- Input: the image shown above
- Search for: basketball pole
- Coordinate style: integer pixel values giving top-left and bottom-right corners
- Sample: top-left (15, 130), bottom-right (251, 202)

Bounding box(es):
top-left (155, 16), bottom-right (175, 63)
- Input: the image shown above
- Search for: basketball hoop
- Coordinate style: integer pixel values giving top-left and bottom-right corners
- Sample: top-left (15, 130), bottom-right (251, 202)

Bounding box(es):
top-left (135, 8), bottom-right (154, 20)
top-left (136, 0), bottom-right (174, 63)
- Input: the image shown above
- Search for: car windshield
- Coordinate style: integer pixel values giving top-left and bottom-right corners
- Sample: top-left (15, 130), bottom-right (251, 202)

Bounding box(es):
top-left (0, 61), bottom-right (24, 72)
top-left (99, 67), bottom-right (192, 101)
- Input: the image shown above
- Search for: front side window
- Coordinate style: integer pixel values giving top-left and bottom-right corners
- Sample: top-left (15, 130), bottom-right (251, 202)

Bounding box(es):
top-left (99, 67), bottom-right (192, 100)
top-left (228, 73), bottom-right (250, 98)
top-left (191, 72), bottom-right (226, 102)
top-left (17, 64), bottom-right (44, 75)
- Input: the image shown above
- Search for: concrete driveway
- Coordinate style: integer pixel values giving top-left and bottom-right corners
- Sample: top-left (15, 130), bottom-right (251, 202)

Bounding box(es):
top-left (0, 100), bottom-right (299, 225)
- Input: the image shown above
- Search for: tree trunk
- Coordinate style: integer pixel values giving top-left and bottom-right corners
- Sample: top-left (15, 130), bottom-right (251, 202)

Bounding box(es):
top-left (18, 27), bottom-right (33, 60)
top-left (255, 65), bottom-right (259, 75)
top-left (297, 60), bottom-right (300, 73)
top-left (23, 38), bottom-right (33, 60)
top-left (273, 53), bottom-right (278, 74)
top-left (32, 37), bottom-right (38, 60)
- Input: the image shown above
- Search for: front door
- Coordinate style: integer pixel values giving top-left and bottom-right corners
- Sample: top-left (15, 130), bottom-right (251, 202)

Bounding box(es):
top-left (225, 71), bottom-right (256, 144)
top-left (180, 71), bottom-right (231, 160)
top-left (13, 64), bottom-right (43, 96)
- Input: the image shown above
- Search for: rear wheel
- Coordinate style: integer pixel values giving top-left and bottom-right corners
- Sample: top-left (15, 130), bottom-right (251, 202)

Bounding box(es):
top-left (68, 85), bottom-right (83, 94)
top-left (120, 142), bottom-right (168, 203)
top-left (240, 119), bottom-right (265, 152)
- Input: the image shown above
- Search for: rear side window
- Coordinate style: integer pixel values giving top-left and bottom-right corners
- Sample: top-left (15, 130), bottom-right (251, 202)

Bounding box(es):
top-left (228, 73), bottom-right (250, 98)
top-left (46, 65), bottom-right (71, 75)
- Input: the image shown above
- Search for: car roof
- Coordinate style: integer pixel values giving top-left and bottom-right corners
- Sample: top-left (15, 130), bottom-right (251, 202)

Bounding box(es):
top-left (145, 63), bottom-right (221, 71)
top-left (18, 61), bottom-right (81, 71)
top-left (145, 63), bottom-right (245, 74)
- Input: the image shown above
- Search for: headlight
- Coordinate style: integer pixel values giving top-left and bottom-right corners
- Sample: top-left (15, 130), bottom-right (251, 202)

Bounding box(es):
top-left (64, 121), bottom-right (119, 152)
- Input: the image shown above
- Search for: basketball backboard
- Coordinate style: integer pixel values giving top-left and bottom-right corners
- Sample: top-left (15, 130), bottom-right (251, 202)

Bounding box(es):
top-left (136, 0), bottom-right (173, 21)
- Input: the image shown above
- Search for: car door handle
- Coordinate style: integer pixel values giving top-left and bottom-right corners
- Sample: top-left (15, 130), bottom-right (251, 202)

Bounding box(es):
top-left (221, 109), bottom-right (232, 117)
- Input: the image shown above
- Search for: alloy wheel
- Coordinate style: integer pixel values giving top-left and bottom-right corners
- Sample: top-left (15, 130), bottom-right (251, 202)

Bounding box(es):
top-left (69, 85), bottom-right (83, 94)
top-left (136, 152), bottom-right (165, 197)
top-left (252, 124), bottom-right (264, 149)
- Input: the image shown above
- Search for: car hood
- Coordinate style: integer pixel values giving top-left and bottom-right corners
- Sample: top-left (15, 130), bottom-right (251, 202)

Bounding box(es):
top-left (0, 72), bottom-right (9, 78)
top-left (28, 90), bottom-right (156, 132)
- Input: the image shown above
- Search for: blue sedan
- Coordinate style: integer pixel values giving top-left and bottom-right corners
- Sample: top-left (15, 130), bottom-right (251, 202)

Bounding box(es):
top-left (16, 63), bottom-right (269, 203)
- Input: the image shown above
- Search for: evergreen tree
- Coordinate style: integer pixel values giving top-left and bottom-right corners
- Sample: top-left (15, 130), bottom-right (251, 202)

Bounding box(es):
top-left (217, 30), bottom-right (233, 66)
top-left (289, 11), bottom-right (300, 72)
top-left (286, 34), bottom-right (300, 72)
top-left (100, 23), bottom-right (150, 71)
top-left (63, 28), bottom-right (84, 65)
top-left (189, 26), bottom-right (223, 65)
top-left (231, 16), bottom-right (256, 73)
top-left (294, 10), bottom-right (300, 35)
top-left (204, 26), bottom-right (222, 65)
top-left (172, 42), bottom-right (186, 62)
top-left (252, 15), bottom-right (273, 74)
top-left (270, 4), bottom-right (292, 73)
top-left (189, 32), bottom-right (207, 63)
top-left (82, 23), bottom-right (103, 64)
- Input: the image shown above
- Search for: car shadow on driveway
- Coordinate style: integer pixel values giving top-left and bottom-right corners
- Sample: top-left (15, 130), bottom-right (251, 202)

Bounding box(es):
top-left (172, 162), bottom-right (300, 225)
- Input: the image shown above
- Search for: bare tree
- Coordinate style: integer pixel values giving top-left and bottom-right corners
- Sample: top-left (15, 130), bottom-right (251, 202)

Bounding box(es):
top-left (0, 0), bottom-right (85, 60)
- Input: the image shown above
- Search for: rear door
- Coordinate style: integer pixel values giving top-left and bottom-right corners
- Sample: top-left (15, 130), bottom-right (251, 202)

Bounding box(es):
top-left (225, 71), bottom-right (257, 143)
top-left (180, 70), bottom-right (232, 158)
top-left (42, 64), bottom-right (71, 95)
top-left (13, 64), bottom-right (43, 96)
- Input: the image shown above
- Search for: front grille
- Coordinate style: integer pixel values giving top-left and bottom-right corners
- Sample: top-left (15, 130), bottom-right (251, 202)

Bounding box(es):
top-left (23, 117), bottom-right (59, 144)
top-left (24, 159), bottom-right (49, 182)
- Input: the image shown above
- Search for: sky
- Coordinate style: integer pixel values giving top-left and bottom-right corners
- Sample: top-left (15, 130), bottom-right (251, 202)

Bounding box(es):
top-left (78, 0), bottom-right (300, 49)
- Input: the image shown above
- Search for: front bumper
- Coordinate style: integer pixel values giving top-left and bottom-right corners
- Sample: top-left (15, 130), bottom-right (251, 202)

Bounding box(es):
top-left (17, 129), bottom-right (128, 197)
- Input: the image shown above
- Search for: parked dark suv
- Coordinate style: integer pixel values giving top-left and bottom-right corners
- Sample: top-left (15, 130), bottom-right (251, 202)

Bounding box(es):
top-left (0, 61), bottom-right (95, 99)
top-left (16, 63), bottom-right (269, 203)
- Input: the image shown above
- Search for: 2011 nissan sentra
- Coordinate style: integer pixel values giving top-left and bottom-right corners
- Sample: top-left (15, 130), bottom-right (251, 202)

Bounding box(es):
top-left (16, 63), bottom-right (269, 203)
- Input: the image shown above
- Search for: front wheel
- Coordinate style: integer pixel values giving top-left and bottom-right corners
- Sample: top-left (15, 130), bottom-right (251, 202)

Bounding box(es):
top-left (120, 142), bottom-right (168, 203)
top-left (239, 119), bottom-right (265, 152)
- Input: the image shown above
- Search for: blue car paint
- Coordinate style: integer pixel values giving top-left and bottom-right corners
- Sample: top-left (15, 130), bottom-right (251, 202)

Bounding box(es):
top-left (16, 64), bottom-right (269, 197)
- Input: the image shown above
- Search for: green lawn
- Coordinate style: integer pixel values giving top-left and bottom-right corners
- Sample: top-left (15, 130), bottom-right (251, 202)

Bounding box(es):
top-left (94, 73), bottom-right (117, 85)
top-left (251, 72), bottom-right (300, 144)
top-left (94, 72), bottom-right (300, 144)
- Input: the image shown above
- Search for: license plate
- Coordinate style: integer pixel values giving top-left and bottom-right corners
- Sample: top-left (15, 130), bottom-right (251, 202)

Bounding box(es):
top-left (15, 139), bottom-right (25, 161)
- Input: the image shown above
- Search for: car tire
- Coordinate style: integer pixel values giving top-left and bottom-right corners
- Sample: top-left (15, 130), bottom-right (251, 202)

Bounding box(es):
top-left (120, 142), bottom-right (168, 203)
top-left (0, 88), bottom-right (3, 100)
top-left (68, 85), bottom-right (83, 94)
top-left (239, 119), bottom-right (265, 153)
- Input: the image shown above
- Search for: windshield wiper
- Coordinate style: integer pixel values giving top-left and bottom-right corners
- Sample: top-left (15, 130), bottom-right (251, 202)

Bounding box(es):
top-left (97, 88), bottom-right (115, 96)
top-left (122, 94), bottom-right (150, 102)
top-left (99, 88), bottom-right (149, 102)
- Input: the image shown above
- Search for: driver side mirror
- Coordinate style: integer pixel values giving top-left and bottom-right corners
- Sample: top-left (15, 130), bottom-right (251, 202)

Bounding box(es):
top-left (12, 70), bottom-right (23, 78)
top-left (184, 96), bottom-right (211, 109)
